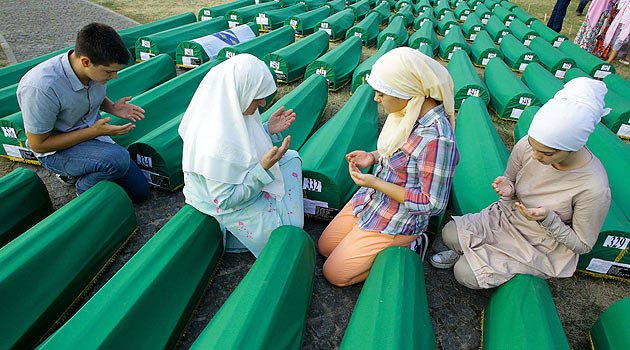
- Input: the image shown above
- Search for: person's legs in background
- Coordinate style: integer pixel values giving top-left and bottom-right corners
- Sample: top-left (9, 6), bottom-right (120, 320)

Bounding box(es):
top-left (548, 0), bottom-right (572, 32)
top-left (576, 0), bottom-right (590, 16)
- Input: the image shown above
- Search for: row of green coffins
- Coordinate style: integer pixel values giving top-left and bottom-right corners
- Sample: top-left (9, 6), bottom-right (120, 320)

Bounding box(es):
top-left (0, 54), bottom-right (177, 163)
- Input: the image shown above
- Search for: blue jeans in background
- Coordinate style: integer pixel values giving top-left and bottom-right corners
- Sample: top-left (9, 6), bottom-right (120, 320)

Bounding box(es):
top-left (38, 139), bottom-right (150, 203)
top-left (576, 0), bottom-right (590, 15)
top-left (547, 0), bottom-right (572, 32)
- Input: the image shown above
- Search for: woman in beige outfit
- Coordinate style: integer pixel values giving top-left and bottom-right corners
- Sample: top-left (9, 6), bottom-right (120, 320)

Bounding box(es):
top-left (431, 77), bottom-right (612, 289)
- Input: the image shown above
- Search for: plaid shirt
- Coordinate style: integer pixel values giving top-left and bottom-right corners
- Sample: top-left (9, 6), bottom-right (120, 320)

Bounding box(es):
top-left (352, 105), bottom-right (459, 236)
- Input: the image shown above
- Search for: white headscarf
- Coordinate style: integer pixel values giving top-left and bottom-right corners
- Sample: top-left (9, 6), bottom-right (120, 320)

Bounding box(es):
top-left (528, 77), bottom-right (609, 151)
top-left (179, 54), bottom-right (285, 198)
top-left (367, 47), bottom-right (455, 157)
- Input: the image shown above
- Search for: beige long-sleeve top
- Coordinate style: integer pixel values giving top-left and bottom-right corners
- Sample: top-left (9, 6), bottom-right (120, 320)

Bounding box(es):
top-left (453, 137), bottom-right (611, 289)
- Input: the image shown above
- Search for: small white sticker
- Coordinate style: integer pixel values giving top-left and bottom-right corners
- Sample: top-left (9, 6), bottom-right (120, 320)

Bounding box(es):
top-left (510, 108), bottom-right (524, 119)
top-left (519, 96), bottom-right (532, 106)
top-left (505, 20), bottom-right (511, 27)
top-left (467, 88), bottom-right (480, 97)
top-left (1, 126), bottom-right (17, 139)
top-left (482, 58), bottom-right (490, 65)
top-left (444, 29), bottom-right (450, 35)
top-left (594, 70), bottom-right (612, 79)
top-left (321, 22), bottom-right (329, 29)
top-left (482, 18), bottom-right (488, 24)
top-left (524, 39), bottom-right (531, 46)
top-left (386, 36), bottom-right (395, 41)
top-left (354, 32), bottom-right (362, 38)
top-left (555, 70), bottom-right (566, 79)
top-left (269, 60), bottom-right (280, 69)
top-left (616, 124), bottom-right (630, 138)
top-left (200, 16), bottom-right (212, 21)
top-left (303, 178), bottom-right (322, 192)
top-left (519, 63), bottom-right (529, 71)
top-left (562, 62), bottom-right (572, 70)
top-left (470, 33), bottom-right (477, 40)
top-left (303, 198), bottom-right (328, 215)
top-left (488, 53), bottom-right (497, 59)
top-left (139, 51), bottom-right (155, 61)
top-left (182, 56), bottom-right (198, 67)
top-left (141, 39), bottom-right (151, 48)
top-left (319, 27), bottom-right (332, 36)
top-left (290, 19), bottom-right (298, 26)
top-left (136, 154), bottom-right (153, 169)
top-left (256, 16), bottom-right (268, 25)
top-left (225, 51), bottom-right (235, 59)
top-left (316, 68), bottom-right (327, 77)
top-left (228, 20), bottom-right (239, 28)
top-left (230, 14), bottom-right (238, 20)
top-left (524, 54), bottom-right (534, 61)
top-left (460, 15), bottom-right (468, 21)
top-left (586, 258), bottom-right (613, 274)
top-left (184, 48), bottom-right (194, 56)
top-left (603, 235), bottom-right (630, 250)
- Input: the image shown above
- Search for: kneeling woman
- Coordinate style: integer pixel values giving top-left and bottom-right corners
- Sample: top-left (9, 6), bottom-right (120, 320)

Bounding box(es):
top-left (179, 54), bottom-right (304, 257)
top-left (431, 77), bottom-right (612, 289)
top-left (318, 47), bottom-right (460, 287)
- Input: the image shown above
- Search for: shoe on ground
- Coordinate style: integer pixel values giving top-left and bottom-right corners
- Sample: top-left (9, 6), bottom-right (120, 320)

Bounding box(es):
top-left (619, 59), bottom-right (629, 65)
top-left (56, 174), bottom-right (77, 186)
top-left (410, 233), bottom-right (429, 261)
top-left (430, 249), bottom-right (460, 269)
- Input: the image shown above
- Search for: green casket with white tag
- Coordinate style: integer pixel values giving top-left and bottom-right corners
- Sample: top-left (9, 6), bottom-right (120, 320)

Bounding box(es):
top-left (414, 9), bottom-right (437, 29)
top-left (485, 15), bottom-right (511, 43)
top-left (305, 35), bottom-right (362, 90)
top-left (414, 0), bottom-right (431, 15)
top-left (483, 0), bottom-right (500, 10)
top-left (437, 11), bottom-right (459, 36)
top-left (448, 50), bottom-right (489, 108)
top-left (511, 6), bottom-right (536, 25)
top-left (491, 4), bottom-right (514, 25)
top-left (218, 25), bottom-right (296, 60)
top-left (394, 0), bottom-right (412, 12)
top-left (190, 226), bottom-right (316, 349)
top-left (377, 16), bottom-right (408, 48)
top-left (346, 12), bottom-right (381, 46)
top-left (318, 8), bottom-right (356, 41)
top-left (499, 0), bottom-right (517, 11)
top-left (462, 12), bottom-right (483, 40)
top-left (590, 298), bottom-right (630, 348)
top-left (499, 34), bottom-right (539, 72)
top-left (558, 40), bottom-right (616, 79)
top-left (471, 30), bottom-right (503, 67)
top-left (450, 97), bottom-right (508, 215)
top-left (286, 7), bottom-right (332, 36)
top-left (348, 0), bottom-right (372, 20)
top-left (509, 18), bottom-right (537, 46)
top-left (455, 1), bottom-right (472, 21)
top-left (198, 0), bottom-right (255, 20)
top-left (340, 247), bottom-right (435, 349)
top-left (300, 84), bottom-right (378, 219)
top-left (475, 3), bottom-right (492, 23)
top-left (256, 4), bottom-right (308, 32)
top-left (261, 74), bottom-right (329, 150)
top-left (264, 30), bottom-right (329, 82)
top-left (301, 0), bottom-right (328, 10)
top-left (603, 73), bottom-right (630, 99)
top-left (434, 0), bottom-right (453, 19)
top-left (369, 1), bottom-right (392, 24)
top-left (521, 62), bottom-right (564, 104)
top-left (0, 182), bottom-right (137, 350)
top-left (0, 168), bottom-right (52, 248)
top-left (327, 0), bottom-right (347, 12)
top-left (481, 275), bottom-right (570, 350)
top-left (351, 39), bottom-right (398, 93)
top-left (390, 4), bottom-right (414, 27)
top-left (227, 2), bottom-right (282, 28)
top-left (530, 19), bottom-right (568, 48)
top-left (484, 58), bottom-right (540, 120)
top-left (38, 205), bottom-right (223, 349)
top-left (135, 17), bottom-right (229, 61)
top-left (439, 25), bottom-right (470, 61)
top-left (529, 37), bottom-right (575, 79)
top-left (409, 20), bottom-right (439, 54)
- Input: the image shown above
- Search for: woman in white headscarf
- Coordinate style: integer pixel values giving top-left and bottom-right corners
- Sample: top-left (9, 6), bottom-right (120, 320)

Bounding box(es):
top-left (318, 47), bottom-right (460, 287)
top-left (179, 54), bottom-right (303, 257)
top-left (431, 77), bottom-right (612, 289)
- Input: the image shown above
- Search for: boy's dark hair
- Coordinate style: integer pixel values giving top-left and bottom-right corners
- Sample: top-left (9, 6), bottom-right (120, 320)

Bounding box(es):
top-left (75, 22), bottom-right (129, 66)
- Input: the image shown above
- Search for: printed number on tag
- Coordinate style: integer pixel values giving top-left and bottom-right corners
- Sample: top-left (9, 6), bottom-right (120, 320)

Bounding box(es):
top-left (524, 54), bottom-right (534, 61)
top-left (519, 97), bottom-right (532, 106)
top-left (603, 236), bottom-right (630, 250)
top-left (136, 154), bottom-right (153, 169)
top-left (467, 88), bottom-right (480, 97)
top-left (269, 61), bottom-right (280, 69)
top-left (316, 68), bottom-right (327, 77)
top-left (290, 19), bottom-right (298, 26)
top-left (1, 126), bottom-right (17, 139)
top-left (184, 48), bottom-right (194, 56)
top-left (321, 22), bottom-right (329, 29)
top-left (141, 40), bottom-right (151, 48)
top-left (303, 178), bottom-right (322, 192)
top-left (226, 51), bottom-right (235, 58)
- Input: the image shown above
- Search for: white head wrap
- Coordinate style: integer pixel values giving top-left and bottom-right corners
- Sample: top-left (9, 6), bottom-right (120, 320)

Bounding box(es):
top-left (528, 77), bottom-right (609, 151)
top-left (179, 54), bottom-right (284, 198)
top-left (367, 47), bottom-right (455, 157)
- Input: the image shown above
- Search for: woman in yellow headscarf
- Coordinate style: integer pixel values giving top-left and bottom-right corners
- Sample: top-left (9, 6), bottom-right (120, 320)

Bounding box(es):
top-left (318, 47), bottom-right (460, 287)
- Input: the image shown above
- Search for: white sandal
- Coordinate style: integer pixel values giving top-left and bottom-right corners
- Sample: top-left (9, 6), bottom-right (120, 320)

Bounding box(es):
top-left (430, 250), bottom-right (460, 269)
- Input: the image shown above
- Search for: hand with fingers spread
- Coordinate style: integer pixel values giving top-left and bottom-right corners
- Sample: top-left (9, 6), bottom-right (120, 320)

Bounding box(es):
top-left (90, 117), bottom-right (135, 136)
top-left (267, 106), bottom-right (296, 134)
top-left (492, 176), bottom-right (514, 197)
top-left (346, 150), bottom-right (377, 169)
top-left (261, 135), bottom-right (291, 170)
top-left (348, 160), bottom-right (377, 188)
top-left (111, 96), bottom-right (145, 122)
top-left (515, 202), bottom-right (548, 221)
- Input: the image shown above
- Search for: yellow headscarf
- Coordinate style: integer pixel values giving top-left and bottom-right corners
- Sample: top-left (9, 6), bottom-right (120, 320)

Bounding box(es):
top-left (367, 47), bottom-right (455, 157)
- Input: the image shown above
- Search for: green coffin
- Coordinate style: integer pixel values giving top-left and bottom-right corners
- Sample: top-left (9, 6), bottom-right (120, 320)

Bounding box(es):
top-left (474, 3), bottom-right (492, 23)
top-left (38, 205), bottom-right (223, 349)
top-left (0, 54), bottom-right (178, 159)
top-left (305, 35), bottom-right (362, 91)
top-left (483, 0), bottom-right (500, 10)
top-left (348, 0), bottom-right (372, 20)
top-left (511, 105), bottom-right (538, 143)
top-left (491, 4), bottom-right (514, 25)
top-left (135, 17), bottom-right (229, 61)
top-left (0, 48), bottom-right (68, 90)
top-left (340, 247), bottom-right (435, 349)
top-left (390, 4), bottom-right (414, 27)
top-left (286, 7), bottom-right (332, 36)
top-left (509, 18), bottom-right (537, 46)
top-left (0, 168), bottom-right (52, 248)
top-left (603, 74), bottom-right (630, 100)
top-left (218, 25), bottom-right (296, 60)
top-left (346, 12), bottom-right (381, 46)
top-left (439, 25), bottom-right (470, 61)
top-left (0, 182), bottom-right (137, 350)
top-left (511, 6), bottom-right (536, 25)
top-left (418, 43), bottom-right (436, 57)
top-left (462, 12), bottom-right (483, 40)
top-left (198, 0), bottom-right (255, 20)
top-left (302, 0), bottom-right (329, 10)
top-left (471, 30), bottom-right (501, 67)
top-left (481, 275), bottom-right (570, 350)
top-left (530, 19), bottom-right (568, 48)
top-left (377, 16), bottom-right (408, 48)
top-left (485, 15), bottom-right (511, 43)
top-left (351, 39), bottom-right (398, 93)
top-left (414, 9), bottom-right (438, 29)
top-left (264, 30), bottom-right (329, 83)
top-left (300, 84), bottom-right (378, 218)
top-left (257, 4), bottom-right (308, 32)
top-left (434, 0), bottom-right (453, 19)
top-left (499, 34), bottom-right (538, 72)
top-left (558, 40), bottom-right (616, 79)
top-left (326, 0), bottom-right (347, 13)
top-left (529, 37), bottom-right (575, 79)
top-left (414, 0), bottom-right (432, 16)
top-left (0, 83), bottom-right (19, 120)
top-left (521, 62), bottom-right (564, 104)
top-left (394, 0), bottom-right (412, 12)
top-left (468, 0), bottom-right (483, 9)
top-left (437, 11), bottom-right (459, 36)
top-left (485, 58), bottom-right (540, 120)
top-left (318, 8), bottom-right (356, 41)
top-left (499, 0), bottom-right (517, 11)
top-left (590, 298), bottom-right (630, 349)
top-left (190, 226), bottom-right (316, 349)
top-left (448, 50), bottom-right (489, 108)
top-left (455, 1), bottom-right (472, 21)
top-left (409, 20), bottom-right (439, 53)
top-left (565, 68), bottom-right (630, 135)
top-left (261, 74), bottom-right (329, 150)
top-left (450, 97), bottom-right (508, 215)
top-left (369, 2), bottom-right (392, 24)
top-left (227, 2), bottom-right (282, 28)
